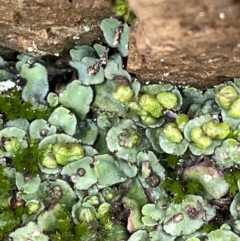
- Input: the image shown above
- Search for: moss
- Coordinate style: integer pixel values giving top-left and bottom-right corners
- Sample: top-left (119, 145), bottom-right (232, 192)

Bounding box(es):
top-left (0, 206), bottom-right (25, 240)
top-left (112, 0), bottom-right (135, 23)
top-left (0, 165), bottom-right (11, 195)
top-left (12, 140), bottom-right (41, 176)
top-left (224, 169), bottom-right (240, 195)
top-left (0, 89), bottom-right (53, 121)
top-left (161, 178), bottom-right (204, 204)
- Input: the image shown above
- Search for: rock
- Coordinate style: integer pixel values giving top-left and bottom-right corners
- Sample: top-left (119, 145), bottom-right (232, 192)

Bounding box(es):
top-left (0, 0), bottom-right (240, 89)
top-left (127, 0), bottom-right (240, 88)
top-left (0, 0), bottom-right (112, 57)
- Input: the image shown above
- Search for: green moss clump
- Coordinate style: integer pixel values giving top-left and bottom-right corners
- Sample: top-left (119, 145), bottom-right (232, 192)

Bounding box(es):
top-left (0, 89), bottom-right (53, 121)
top-left (112, 0), bottom-right (135, 23)
top-left (0, 206), bottom-right (25, 240)
top-left (0, 165), bottom-right (11, 195)
top-left (161, 178), bottom-right (204, 204)
top-left (224, 169), bottom-right (240, 195)
top-left (12, 140), bottom-right (41, 176)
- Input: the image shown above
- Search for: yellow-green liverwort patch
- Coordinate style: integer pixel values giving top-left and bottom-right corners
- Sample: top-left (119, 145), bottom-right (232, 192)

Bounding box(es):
top-left (139, 94), bottom-right (163, 118)
top-left (202, 121), bottom-right (230, 140)
top-left (41, 154), bottom-right (58, 169)
top-left (3, 137), bottom-right (21, 153)
top-left (127, 101), bottom-right (142, 113)
top-left (52, 142), bottom-right (84, 166)
top-left (26, 200), bottom-right (40, 215)
top-left (40, 144), bottom-right (58, 169)
top-left (157, 91), bottom-right (178, 109)
top-left (176, 114), bottom-right (189, 132)
top-left (140, 114), bottom-right (158, 125)
top-left (113, 84), bottom-right (134, 103)
top-left (228, 98), bottom-right (240, 119)
top-left (163, 123), bottom-right (183, 143)
top-left (78, 205), bottom-right (96, 223)
top-left (102, 187), bottom-right (115, 201)
top-left (85, 195), bottom-right (100, 206)
top-left (127, 101), bottom-right (148, 116)
top-left (191, 127), bottom-right (212, 149)
top-left (216, 85), bottom-right (238, 110)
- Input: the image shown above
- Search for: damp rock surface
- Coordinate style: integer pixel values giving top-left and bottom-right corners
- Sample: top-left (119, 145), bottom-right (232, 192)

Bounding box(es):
top-left (0, 0), bottom-right (112, 57)
top-left (128, 0), bottom-right (240, 88)
top-left (1, 0), bottom-right (240, 88)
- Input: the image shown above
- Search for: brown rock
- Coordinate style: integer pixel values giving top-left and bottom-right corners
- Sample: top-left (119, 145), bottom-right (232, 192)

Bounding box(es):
top-left (0, 0), bottom-right (112, 58)
top-left (1, 0), bottom-right (240, 89)
top-left (127, 0), bottom-right (240, 88)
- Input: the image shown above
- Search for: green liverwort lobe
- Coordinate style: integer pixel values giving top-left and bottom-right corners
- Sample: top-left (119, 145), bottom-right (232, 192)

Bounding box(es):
top-left (228, 98), bottom-right (240, 119)
top-left (216, 85), bottom-right (238, 109)
top-left (26, 200), bottom-right (40, 215)
top-left (41, 155), bottom-right (58, 169)
top-left (78, 206), bottom-right (96, 223)
top-left (140, 114), bottom-right (158, 125)
top-left (20, 62), bottom-right (49, 105)
top-left (113, 84), bottom-right (134, 103)
top-left (191, 127), bottom-right (212, 149)
top-left (202, 121), bottom-right (230, 140)
top-left (157, 91), bottom-right (178, 109)
top-left (139, 94), bottom-right (163, 118)
top-left (163, 123), bottom-right (183, 143)
top-left (4, 137), bottom-right (21, 153)
top-left (176, 114), bottom-right (189, 131)
top-left (52, 142), bottom-right (84, 165)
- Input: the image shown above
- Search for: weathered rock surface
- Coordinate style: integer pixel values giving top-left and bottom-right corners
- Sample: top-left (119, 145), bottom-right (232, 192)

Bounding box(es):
top-left (1, 0), bottom-right (240, 88)
top-left (0, 0), bottom-right (112, 57)
top-left (127, 0), bottom-right (240, 88)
